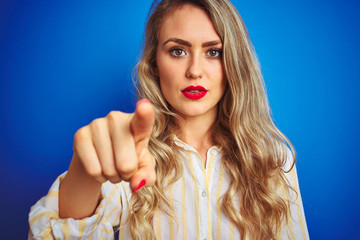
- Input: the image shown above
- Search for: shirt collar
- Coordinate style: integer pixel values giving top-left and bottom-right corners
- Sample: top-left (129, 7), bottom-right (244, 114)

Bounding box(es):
top-left (172, 135), bottom-right (222, 153)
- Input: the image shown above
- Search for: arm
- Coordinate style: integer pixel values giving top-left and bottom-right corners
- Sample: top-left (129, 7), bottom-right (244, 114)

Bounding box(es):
top-left (59, 154), bottom-right (102, 219)
top-left (59, 99), bottom-right (156, 219)
top-left (28, 99), bottom-right (156, 239)
top-left (28, 172), bottom-right (126, 240)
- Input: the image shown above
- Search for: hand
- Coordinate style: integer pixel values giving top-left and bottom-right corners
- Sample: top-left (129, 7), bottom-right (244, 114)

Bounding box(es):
top-left (72, 99), bottom-right (156, 192)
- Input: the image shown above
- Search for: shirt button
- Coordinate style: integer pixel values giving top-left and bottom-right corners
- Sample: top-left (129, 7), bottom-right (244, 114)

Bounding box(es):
top-left (202, 190), bottom-right (206, 197)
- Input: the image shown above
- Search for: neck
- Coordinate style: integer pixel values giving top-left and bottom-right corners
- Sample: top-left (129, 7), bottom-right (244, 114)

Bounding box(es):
top-left (175, 112), bottom-right (217, 166)
top-left (179, 118), bottom-right (214, 147)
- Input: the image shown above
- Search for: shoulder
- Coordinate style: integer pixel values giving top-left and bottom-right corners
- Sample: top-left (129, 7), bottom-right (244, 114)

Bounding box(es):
top-left (282, 146), bottom-right (295, 173)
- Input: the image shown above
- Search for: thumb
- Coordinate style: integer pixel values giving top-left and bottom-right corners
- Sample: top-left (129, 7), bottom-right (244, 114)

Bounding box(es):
top-left (130, 148), bottom-right (156, 193)
top-left (130, 99), bottom-right (155, 144)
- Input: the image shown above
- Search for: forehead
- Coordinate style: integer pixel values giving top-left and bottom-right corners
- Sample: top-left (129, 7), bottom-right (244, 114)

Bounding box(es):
top-left (158, 4), bottom-right (220, 42)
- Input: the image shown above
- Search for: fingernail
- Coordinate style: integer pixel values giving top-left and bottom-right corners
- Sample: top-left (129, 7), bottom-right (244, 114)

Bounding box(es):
top-left (136, 99), bottom-right (150, 107)
top-left (132, 179), bottom-right (146, 193)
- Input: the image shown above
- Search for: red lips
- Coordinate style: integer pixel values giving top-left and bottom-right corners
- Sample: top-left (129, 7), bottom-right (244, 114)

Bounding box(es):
top-left (181, 85), bottom-right (208, 100)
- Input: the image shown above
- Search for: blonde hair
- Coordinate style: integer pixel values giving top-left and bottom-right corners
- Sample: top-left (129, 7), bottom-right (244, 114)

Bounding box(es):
top-left (129, 0), bottom-right (296, 239)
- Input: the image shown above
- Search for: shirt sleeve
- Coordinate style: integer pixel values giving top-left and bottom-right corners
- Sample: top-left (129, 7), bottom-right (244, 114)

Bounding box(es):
top-left (28, 172), bottom-right (128, 240)
top-left (279, 152), bottom-right (310, 240)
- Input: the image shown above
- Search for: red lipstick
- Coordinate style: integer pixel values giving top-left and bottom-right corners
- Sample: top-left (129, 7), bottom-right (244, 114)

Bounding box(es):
top-left (181, 85), bottom-right (208, 100)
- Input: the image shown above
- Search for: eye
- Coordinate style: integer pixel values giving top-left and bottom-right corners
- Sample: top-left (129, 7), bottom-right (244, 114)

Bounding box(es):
top-left (207, 49), bottom-right (222, 58)
top-left (169, 48), bottom-right (186, 57)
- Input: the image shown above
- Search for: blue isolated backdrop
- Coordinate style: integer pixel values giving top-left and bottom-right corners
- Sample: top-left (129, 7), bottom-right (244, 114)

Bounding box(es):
top-left (0, 0), bottom-right (359, 239)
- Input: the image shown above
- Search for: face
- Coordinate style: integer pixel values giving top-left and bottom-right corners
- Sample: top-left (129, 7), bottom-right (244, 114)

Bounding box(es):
top-left (156, 4), bottom-right (226, 121)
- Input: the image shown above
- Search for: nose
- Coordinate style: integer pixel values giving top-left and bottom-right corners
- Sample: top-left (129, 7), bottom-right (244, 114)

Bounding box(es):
top-left (186, 54), bottom-right (202, 79)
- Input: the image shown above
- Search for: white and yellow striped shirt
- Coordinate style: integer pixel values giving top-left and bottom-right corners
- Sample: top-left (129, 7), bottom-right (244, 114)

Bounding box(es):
top-left (29, 138), bottom-right (309, 239)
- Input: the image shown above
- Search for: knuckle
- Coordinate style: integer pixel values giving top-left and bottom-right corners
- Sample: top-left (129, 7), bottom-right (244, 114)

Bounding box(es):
top-left (116, 159), bottom-right (137, 177)
top-left (107, 112), bottom-right (119, 127)
top-left (73, 127), bottom-right (88, 146)
top-left (107, 111), bottom-right (127, 127)
top-left (85, 165), bottom-right (102, 178)
top-left (90, 118), bottom-right (105, 131)
top-left (108, 177), bottom-right (122, 184)
top-left (102, 169), bottom-right (118, 179)
top-left (108, 111), bottom-right (121, 120)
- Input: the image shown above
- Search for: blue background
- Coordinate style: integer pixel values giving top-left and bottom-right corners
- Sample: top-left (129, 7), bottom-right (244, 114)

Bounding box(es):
top-left (1, 0), bottom-right (359, 239)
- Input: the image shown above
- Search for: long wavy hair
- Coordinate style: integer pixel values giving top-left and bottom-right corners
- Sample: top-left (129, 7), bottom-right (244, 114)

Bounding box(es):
top-left (128, 0), bottom-right (296, 239)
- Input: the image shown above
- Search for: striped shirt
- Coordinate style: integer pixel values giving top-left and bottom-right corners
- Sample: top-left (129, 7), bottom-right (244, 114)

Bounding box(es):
top-left (28, 138), bottom-right (309, 239)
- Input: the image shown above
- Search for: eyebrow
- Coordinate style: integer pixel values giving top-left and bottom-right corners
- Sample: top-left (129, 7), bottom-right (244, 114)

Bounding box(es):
top-left (163, 38), bottom-right (222, 47)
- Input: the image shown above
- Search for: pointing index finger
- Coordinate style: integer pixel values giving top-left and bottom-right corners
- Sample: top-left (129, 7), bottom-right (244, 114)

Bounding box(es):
top-left (130, 99), bottom-right (155, 144)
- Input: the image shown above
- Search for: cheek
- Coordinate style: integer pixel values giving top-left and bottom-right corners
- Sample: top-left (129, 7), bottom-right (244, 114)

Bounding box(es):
top-left (157, 56), bottom-right (171, 80)
top-left (159, 72), bottom-right (175, 99)
top-left (207, 59), bottom-right (223, 75)
top-left (159, 61), bottom-right (179, 79)
top-left (159, 68), bottom-right (172, 89)
top-left (213, 64), bottom-right (225, 91)
top-left (158, 63), bottom-right (179, 92)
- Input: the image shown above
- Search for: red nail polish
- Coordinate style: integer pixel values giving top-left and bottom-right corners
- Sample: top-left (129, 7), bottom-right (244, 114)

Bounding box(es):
top-left (133, 179), bottom-right (146, 193)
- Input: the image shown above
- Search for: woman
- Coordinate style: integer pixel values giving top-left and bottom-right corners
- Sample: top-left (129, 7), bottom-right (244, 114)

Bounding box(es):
top-left (29, 0), bottom-right (309, 239)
